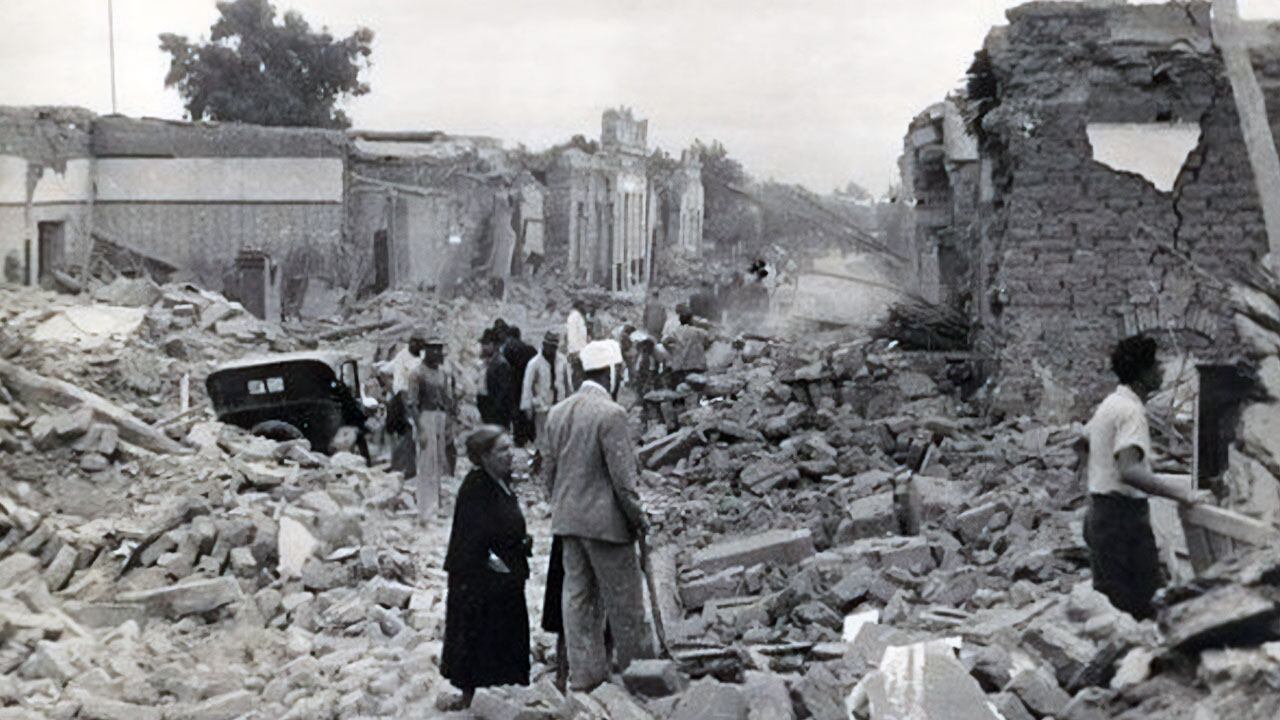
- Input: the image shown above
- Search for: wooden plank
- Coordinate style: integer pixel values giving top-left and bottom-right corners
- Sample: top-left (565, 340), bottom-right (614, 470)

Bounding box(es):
top-left (0, 359), bottom-right (188, 455)
top-left (1180, 503), bottom-right (1280, 546)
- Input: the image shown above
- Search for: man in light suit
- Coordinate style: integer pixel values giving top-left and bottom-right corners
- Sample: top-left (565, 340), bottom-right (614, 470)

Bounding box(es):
top-left (543, 339), bottom-right (653, 692)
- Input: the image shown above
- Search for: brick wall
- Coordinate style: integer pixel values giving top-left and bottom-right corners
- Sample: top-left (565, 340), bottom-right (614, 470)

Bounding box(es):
top-left (971, 1), bottom-right (1270, 417)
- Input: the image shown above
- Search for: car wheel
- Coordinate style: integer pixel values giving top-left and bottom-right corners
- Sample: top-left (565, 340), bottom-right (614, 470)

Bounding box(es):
top-left (250, 420), bottom-right (304, 442)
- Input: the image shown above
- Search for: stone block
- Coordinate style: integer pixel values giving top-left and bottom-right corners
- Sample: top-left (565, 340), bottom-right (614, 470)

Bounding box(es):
top-left (690, 529), bottom-right (816, 575)
top-left (0, 554), bottom-right (41, 590)
top-left (989, 692), bottom-right (1035, 720)
top-left (875, 536), bottom-right (937, 575)
top-left (797, 663), bottom-right (845, 720)
top-left (52, 408), bottom-right (94, 442)
top-left (623, 659), bottom-right (687, 697)
top-left (904, 476), bottom-right (972, 534)
top-left (589, 683), bottom-right (655, 720)
top-left (954, 502), bottom-right (1006, 544)
top-left (670, 678), bottom-right (747, 720)
top-left (171, 690), bottom-right (256, 720)
top-left (1006, 668), bottom-right (1070, 717)
top-left (43, 544), bottom-right (78, 591)
top-left (117, 576), bottom-right (243, 619)
top-left (1022, 623), bottom-right (1098, 689)
top-left (843, 492), bottom-right (898, 539)
top-left (1160, 585), bottom-right (1280, 651)
top-left (680, 566), bottom-right (745, 609)
top-left (739, 458), bottom-right (800, 494)
top-left (743, 671), bottom-right (794, 720)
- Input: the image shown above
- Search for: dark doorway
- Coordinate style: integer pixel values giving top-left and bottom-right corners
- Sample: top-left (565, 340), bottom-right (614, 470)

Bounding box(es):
top-left (373, 229), bottom-right (390, 293)
top-left (1195, 364), bottom-right (1267, 482)
top-left (37, 221), bottom-right (65, 286)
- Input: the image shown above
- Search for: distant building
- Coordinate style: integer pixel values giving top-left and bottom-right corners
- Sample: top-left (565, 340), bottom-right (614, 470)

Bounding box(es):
top-left (546, 108), bottom-right (705, 291)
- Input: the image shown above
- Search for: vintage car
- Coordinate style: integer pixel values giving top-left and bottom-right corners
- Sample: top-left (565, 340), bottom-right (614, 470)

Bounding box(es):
top-left (205, 351), bottom-right (370, 457)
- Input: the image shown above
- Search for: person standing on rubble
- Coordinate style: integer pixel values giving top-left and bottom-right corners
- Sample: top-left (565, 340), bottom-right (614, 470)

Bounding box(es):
top-left (565, 302), bottom-right (589, 389)
top-left (502, 326), bottom-right (539, 447)
top-left (1079, 334), bottom-right (1212, 619)
top-left (479, 329), bottom-right (517, 430)
top-left (543, 339), bottom-right (654, 692)
top-left (642, 286), bottom-right (666, 337)
top-left (386, 333), bottom-right (427, 478)
top-left (407, 337), bottom-right (458, 524)
top-left (662, 304), bottom-right (708, 390)
top-left (441, 426), bottom-right (532, 707)
top-left (520, 330), bottom-right (572, 458)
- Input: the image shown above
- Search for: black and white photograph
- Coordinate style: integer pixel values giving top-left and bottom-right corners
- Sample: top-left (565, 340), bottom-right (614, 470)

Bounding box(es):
top-left (3, 0), bottom-right (1280, 718)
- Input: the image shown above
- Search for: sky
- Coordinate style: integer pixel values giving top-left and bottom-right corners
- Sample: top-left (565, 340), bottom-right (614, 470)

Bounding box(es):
top-left (3, 0), bottom-right (1279, 194)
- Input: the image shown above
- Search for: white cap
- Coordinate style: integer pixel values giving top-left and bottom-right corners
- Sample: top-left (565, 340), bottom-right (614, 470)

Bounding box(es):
top-left (580, 339), bottom-right (623, 371)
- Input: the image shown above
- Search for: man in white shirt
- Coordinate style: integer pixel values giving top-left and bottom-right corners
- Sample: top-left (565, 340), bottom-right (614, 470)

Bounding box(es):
top-left (521, 331), bottom-right (573, 455)
top-left (1079, 335), bottom-right (1210, 619)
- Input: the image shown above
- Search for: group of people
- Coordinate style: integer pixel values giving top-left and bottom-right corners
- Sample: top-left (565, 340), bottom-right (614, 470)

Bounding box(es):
top-left (440, 338), bottom-right (654, 706)
top-left (382, 290), bottom-right (1218, 707)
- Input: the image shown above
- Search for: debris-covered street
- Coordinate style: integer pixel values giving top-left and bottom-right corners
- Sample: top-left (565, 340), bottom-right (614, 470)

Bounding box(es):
top-left (6, 1), bottom-right (1280, 719)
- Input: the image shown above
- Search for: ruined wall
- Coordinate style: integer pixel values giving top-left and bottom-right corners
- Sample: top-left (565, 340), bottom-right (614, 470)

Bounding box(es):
top-left (90, 117), bottom-right (346, 291)
top-left (0, 107), bottom-right (95, 285)
top-left (974, 2), bottom-right (1270, 416)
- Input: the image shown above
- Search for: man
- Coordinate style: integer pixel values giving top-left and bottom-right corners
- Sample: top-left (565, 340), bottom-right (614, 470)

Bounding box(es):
top-left (520, 331), bottom-right (572, 455)
top-left (642, 287), bottom-right (666, 337)
top-left (662, 305), bottom-right (708, 390)
top-left (689, 280), bottom-right (719, 323)
top-left (407, 337), bottom-right (458, 524)
top-left (479, 329), bottom-right (517, 429)
top-left (628, 331), bottom-right (666, 402)
top-left (565, 302), bottom-right (589, 390)
top-left (503, 326), bottom-right (539, 447)
top-left (386, 334), bottom-right (427, 477)
top-left (543, 339), bottom-right (653, 691)
top-left (1079, 335), bottom-right (1211, 619)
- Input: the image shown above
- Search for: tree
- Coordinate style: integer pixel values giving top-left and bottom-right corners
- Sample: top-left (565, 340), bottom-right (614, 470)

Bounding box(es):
top-left (160, 0), bottom-right (373, 128)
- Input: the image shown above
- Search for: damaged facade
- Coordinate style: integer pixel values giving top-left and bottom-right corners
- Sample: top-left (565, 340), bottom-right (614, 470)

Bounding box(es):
top-left (902, 2), bottom-right (1278, 416)
top-left (347, 132), bottom-right (546, 298)
top-left (2, 107), bottom-right (703, 304)
top-left (546, 108), bottom-right (705, 291)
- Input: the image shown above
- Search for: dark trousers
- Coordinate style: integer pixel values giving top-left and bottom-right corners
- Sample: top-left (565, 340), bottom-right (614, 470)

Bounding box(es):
top-left (1084, 493), bottom-right (1162, 620)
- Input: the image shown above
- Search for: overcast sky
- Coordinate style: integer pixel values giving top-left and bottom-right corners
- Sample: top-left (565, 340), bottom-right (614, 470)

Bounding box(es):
top-left (3, 0), bottom-right (1279, 193)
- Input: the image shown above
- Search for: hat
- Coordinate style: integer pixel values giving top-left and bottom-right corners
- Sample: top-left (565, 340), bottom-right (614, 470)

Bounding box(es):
top-left (422, 335), bottom-right (444, 347)
top-left (580, 339), bottom-right (623, 371)
top-left (629, 330), bottom-right (652, 344)
top-left (542, 330), bottom-right (560, 345)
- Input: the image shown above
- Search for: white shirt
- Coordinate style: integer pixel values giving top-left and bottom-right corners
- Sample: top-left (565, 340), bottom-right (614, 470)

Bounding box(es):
top-left (389, 348), bottom-right (421, 395)
top-left (1084, 385), bottom-right (1153, 497)
top-left (521, 352), bottom-right (573, 413)
top-left (566, 311), bottom-right (588, 354)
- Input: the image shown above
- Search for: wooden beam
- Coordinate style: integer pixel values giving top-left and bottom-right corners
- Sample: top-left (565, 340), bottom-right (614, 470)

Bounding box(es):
top-left (1180, 503), bottom-right (1280, 546)
top-left (0, 359), bottom-right (189, 455)
top-left (1214, 0), bottom-right (1280, 273)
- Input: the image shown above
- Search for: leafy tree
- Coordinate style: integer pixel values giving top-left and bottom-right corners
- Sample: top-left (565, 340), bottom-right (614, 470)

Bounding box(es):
top-left (159, 0), bottom-right (373, 128)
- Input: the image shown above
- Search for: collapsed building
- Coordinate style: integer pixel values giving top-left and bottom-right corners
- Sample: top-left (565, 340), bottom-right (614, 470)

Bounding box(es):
top-left (546, 108), bottom-right (705, 291)
top-left (0, 106), bottom-right (705, 311)
top-left (900, 1), bottom-right (1280, 420)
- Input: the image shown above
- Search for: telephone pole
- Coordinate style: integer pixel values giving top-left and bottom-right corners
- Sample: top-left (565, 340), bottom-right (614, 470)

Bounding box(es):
top-left (108, 0), bottom-right (118, 114)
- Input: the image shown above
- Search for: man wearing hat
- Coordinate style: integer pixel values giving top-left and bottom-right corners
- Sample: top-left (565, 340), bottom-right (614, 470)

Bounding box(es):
top-left (407, 336), bottom-right (458, 524)
top-left (662, 304), bottom-right (708, 390)
top-left (520, 330), bottom-right (573, 454)
top-left (542, 339), bottom-right (653, 691)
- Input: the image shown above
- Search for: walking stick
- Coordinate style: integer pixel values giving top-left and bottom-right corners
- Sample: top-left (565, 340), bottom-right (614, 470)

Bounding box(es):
top-left (638, 535), bottom-right (670, 658)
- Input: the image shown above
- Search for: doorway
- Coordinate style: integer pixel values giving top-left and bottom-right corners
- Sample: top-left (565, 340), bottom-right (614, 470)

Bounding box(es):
top-left (373, 229), bottom-right (390, 293)
top-left (37, 221), bottom-right (65, 286)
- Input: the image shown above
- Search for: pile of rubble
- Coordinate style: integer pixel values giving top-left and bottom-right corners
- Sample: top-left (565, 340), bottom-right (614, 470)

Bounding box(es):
top-left (3, 269), bottom-right (1280, 720)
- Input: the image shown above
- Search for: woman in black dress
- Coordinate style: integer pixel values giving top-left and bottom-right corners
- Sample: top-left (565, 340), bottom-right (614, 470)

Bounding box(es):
top-left (441, 425), bottom-right (532, 705)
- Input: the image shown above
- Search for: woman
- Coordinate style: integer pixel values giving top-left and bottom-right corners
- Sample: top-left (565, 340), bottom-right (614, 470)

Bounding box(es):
top-left (441, 426), bottom-right (532, 706)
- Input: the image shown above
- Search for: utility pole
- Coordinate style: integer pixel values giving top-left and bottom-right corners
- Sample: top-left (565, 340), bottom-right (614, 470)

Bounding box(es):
top-left (1214, 0), bottom-right (1280, 272)
top-left (108, 0), bottom-right (118, 114)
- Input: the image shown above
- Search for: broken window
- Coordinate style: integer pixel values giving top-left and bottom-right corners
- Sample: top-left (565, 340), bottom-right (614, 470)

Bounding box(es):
top-left (1085, 123), bottom-right (1201, 192)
